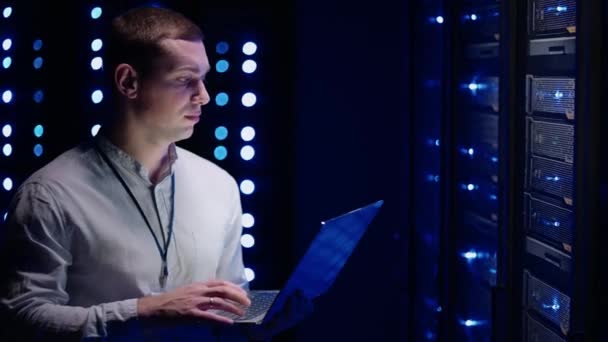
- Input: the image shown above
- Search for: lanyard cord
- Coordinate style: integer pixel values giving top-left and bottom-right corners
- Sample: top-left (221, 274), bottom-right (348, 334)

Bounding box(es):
top-left (95, 144), bottom-right (175, 286)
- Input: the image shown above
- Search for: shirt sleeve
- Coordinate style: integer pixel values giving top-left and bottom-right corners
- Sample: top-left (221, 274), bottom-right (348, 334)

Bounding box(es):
top-left (0, 182), bottom-right (138, 338)
top-left (215, 179), bottom-right (249, 290)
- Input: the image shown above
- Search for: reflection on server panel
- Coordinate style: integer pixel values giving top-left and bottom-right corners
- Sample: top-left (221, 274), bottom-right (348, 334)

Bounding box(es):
top-left (522, 0), bottom-right (576, 340)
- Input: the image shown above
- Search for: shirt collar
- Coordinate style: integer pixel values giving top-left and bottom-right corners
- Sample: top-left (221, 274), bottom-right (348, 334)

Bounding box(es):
top-left (95, 135), bottom-right (178, 184)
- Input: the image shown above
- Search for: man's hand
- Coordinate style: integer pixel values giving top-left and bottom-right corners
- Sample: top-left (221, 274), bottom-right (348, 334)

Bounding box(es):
top-left (136, 280), bottom-right (251, 324)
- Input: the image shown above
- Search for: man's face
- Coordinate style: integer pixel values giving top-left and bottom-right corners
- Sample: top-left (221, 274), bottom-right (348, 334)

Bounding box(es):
top-left (133, 38), bottom-right (211, 143)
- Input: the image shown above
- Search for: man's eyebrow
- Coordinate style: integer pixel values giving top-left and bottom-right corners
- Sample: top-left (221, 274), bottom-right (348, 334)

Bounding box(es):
top-left (172, 64), bottom-right (211, 75)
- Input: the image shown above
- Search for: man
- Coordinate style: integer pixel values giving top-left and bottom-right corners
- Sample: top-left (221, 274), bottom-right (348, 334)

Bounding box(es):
top-left (0, 6), bottom-right (259, 339)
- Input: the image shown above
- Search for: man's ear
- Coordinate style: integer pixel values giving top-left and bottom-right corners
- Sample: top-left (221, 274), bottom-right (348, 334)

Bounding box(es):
top-left (114, 64), bottom-right (139, 99)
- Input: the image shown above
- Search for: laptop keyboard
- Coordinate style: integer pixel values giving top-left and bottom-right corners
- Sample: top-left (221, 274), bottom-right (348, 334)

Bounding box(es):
top-left (218, 291), bottom-right (278, 321)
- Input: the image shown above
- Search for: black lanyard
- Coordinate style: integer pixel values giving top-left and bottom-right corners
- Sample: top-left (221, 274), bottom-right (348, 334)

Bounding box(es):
top-left (95, 144), bottom-right (175, 290)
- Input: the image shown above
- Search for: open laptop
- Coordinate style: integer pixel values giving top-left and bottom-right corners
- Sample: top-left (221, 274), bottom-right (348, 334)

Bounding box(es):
top-left (213, 200), bottom-right (384, 325)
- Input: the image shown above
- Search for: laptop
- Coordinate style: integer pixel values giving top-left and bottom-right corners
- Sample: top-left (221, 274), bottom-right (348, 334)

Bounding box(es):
top-left (212, 200), bottom-right (384, 325)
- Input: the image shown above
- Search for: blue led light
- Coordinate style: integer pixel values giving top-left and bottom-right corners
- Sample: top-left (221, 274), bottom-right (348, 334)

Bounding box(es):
top-left (215, 92), bottom-right (229, 106)
top-left (3, 57), bottom-right (11, 69)
top-left (91, 39), bottom-right (103, 52)
top-left (241, 234), bottom-right (255, 248)
top-left (554, 90), bottom-right (564, 99)
top-left (91, 124), bottom-right (101, 137)
top-left (241, 92), bottom-right (257, 107)
top-left (3, 177), bottom-right (13, 191)
top-left (470, 14), bottom-right (478, 21)
top-left (244, 268), bottom-right (255, 281)
top-left (242, 60), bottom-right (257, 74)
top-left (463, 250), bottom-right (478, 260)
top-left (215, 126), bottom-right (228, 140)
top-left (242, 213), bottom-right (255, 228)
top-left (33, 90), bottom-right (44, 103)
top-left (435, 139), bottom-right (440, 146)
top-left (33, 57), bottom-right (43, 69)
top-left (3, 90), bottom-right (13, 103)
top-left (214, 146), bottom-right (227, 160)
top-left (91, 7), bottom-right (102, 19)
top-left (468, 83), bottom-right (479, 91)
top-left (241, 127), bottom-right (255, 141)
top-left (91, 57), bottom-right (103, 70)
top-left (240, 145), bottom-right (255, 161)
top-left (33, 144), bottom-right (43, 157)
top-left (2, 38), bottom-right (12, 51)
top-left (460, 319), bottom-right (483, 327)
top-left (91, 90), bottom-right (103, 104)
top-left (545, 176), bottom-right (560, 182)
top-left (490, 194), bottom-right (498, 200)
top-left (2, 143), bottom-right (12, 156)
top-left (491, 156), bottom-right (499, 163)
top-left (33, 39), bottom-right (43, 51)
top-left (216, 42), bottom-right (229, 55)
top-left (464, 183), bottom-right (477, 191)
top-left (215, 60), bottom-right (229, 73)
top-left (2, 124), bottom-right (11, 137)
top-left (435, 16), bottom-right (444, 24)
top-left (240, 180), bottom-right (255, 195)
top-left (242, 42), bottom-right (257, 55)
top-left (34, 125), bottom-right (44, 137)
top-left (542, 298), bottom-right (561, 311)
top-left (3, 7), bottom-right (12, 18)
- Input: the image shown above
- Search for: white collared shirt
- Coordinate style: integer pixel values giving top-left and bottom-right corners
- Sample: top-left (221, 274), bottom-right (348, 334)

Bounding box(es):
top-left (0, 136), bottom-right (247, 337)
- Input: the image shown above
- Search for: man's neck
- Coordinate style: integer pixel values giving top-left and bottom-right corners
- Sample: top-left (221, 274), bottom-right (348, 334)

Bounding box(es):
top-left (104, 119), bottom-right (171, 184)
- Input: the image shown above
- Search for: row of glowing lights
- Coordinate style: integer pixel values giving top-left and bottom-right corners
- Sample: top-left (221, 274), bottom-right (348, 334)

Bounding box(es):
top-left (430, 5), bottom-right (567, 24)
top-left (214, 40), bottom-right (259, 282)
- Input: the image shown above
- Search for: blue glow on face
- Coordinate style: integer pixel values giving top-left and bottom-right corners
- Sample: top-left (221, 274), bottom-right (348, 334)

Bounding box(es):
top-left (435, 16), bottom-right (444, 24)
top-left (33, 39), bottom-right (43, 51)
top-left (216, 42), bottom-right (229, 54)
top-left (2, 90), bottom-right (13, 103)
top-left (33, 144), bottom-right (43, 157)
top-left (91, 7), bottom-right (102, 19)
top-left (244, 268), bottom-right (255, 281)
top-left (240, 179), bottom-right (255, 195)
top-left (242, 213), bottom-right (255, 228)
top-left (91, 90), bottom-right (103, 104)
top-left (91, 124), bottom-right (101, 137)
top-left (215, 126), bottom-right (228, 140)
top-left (242, 60), bottom-right (257, 74)
top-left (240, 145), bottom-right (255, 161)
top-left (241, 126), bottom-right (255, 141)
top-left (2, 38), bottom-right (12, 51)
top-left (91, 39), bottom-right (103, 52)
top-left (215, 60), bottom-right (229, 73)
top-left (34, 125), bottom-right (44, 137)
top-left (3, 57), bottom-right (11, 69)
top-left (554, 90), bottom-right (564, 99)
top-left (214, 146), bottom-right (227, 160)
top-left (215, 92), bottom-right (229, 106)
top-left (242, 42), bottom-right (257, 55)
top-left (3, 7), bottom-right (12, 18)
top-left (241, 92), bottom-right (257, 107)
top-left (2, 124), bottom-right (12, 137)
top-left (33, 90), bottom-right (44, 103)
top-left (3, 177), bottom-right (13, 191)
top-left (3, 143), bottom-right (12, 156)
top-left (33, 57), bottom-right (43, 69)
top-left (91, 57), bottom-right (103, 70)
